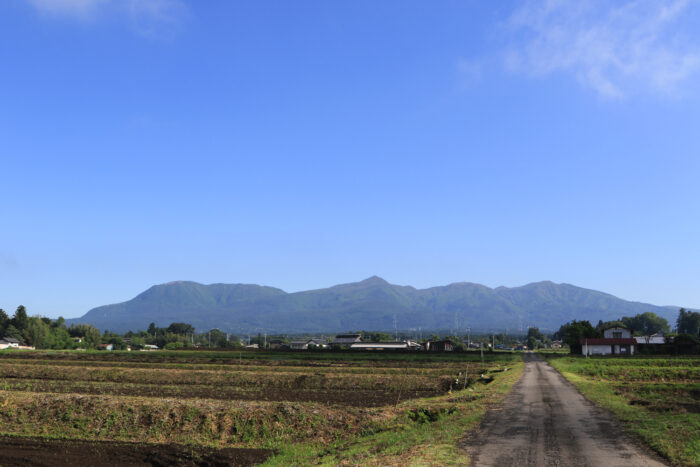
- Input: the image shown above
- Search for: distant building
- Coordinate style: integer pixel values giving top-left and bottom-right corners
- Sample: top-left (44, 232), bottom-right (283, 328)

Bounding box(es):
top-left (581, 326), bottom-right (635, 356)
top-left (268, 339), bottom-right (285, 349)
top-left (290, 338), bottom-right (329, 350)
top-left (425, 340), bottom-right (454, 352)
top-left (0, 337), bottom-right (20, 350)
top-left (307, 339), bottom-right (328, 348)
top-left (97, 343), bottom-right (114, 351)
top-left (350, 340), bottom-right (421, 351)
top-left (331, 334), bottom-right (362, 347)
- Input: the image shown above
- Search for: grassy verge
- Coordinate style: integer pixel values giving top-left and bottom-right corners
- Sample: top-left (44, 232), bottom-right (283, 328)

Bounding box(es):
top-left (549, 356), bottom-right (700, 466)
top-left (263, 361), bottom-right (524, 466)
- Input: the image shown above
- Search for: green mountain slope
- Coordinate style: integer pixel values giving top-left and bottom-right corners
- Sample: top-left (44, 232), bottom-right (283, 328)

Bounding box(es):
top-left (67, 277), bottom-right (679, 334)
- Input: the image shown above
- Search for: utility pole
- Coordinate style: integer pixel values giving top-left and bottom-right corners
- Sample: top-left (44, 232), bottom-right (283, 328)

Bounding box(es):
top-left (467, 327), bottom-right (471, 350)
top-left (393, 315), bottom-right (398, 341)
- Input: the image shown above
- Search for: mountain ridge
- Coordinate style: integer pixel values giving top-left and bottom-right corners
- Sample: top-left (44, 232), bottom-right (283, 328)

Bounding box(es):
top-left (66, 277), bottom-right (679, 334)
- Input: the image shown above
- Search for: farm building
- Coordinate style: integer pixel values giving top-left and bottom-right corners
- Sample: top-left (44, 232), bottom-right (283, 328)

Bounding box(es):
top-left (425, 340), bottom-right (454, 352)
top-left (290, 339), bottom-right (328, 350)
top-left (267, 339), bottom-right (285, 349)
top-left (0, 337), bottom-right (20, 349)
top-left (331, 334), bottom-right (362, 347)
top-left (350, 341), bottom-right (421, 351)
top-left (580, 326), bottom-right (636, 356)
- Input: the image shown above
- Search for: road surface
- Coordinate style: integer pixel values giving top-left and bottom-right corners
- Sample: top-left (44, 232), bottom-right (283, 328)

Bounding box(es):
top-left (462, 353), bottom-right (667, 466)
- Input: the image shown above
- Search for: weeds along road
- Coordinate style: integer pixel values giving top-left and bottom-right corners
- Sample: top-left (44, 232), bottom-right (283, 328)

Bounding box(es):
top-left (463, 353), bottom-right (667, 467)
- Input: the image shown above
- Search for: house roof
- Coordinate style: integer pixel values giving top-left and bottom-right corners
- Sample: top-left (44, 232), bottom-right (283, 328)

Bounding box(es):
top-left (308, 339), bottom-right (328, 345)
top-left (351, 342), bottom-right (409, 349)
top-left (1, 337), bottom-right (20, 343)
top-left (580, 338), bottom-right (636, 345)
top-left (331, 335), bottom-right (362, 344)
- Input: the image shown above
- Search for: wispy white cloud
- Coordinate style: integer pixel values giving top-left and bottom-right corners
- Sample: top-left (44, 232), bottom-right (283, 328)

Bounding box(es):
top-left (25, 0), bottom-right (188, 36)
top-left (505, 0), bottom-right (700, 98)
top-left (128, 0), bottom-right (188, 37)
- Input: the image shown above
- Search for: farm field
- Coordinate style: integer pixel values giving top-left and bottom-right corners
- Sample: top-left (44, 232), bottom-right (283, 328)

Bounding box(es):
top-left (0, 349), bottom-right (522, 466)
top-left (549, 355), bottom-right (700, 466)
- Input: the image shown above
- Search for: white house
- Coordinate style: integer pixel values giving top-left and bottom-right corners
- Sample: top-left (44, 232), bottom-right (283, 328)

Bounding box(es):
top-left (581, 327), bottom-right (636, 356)
top-left (0, 337), bottom-right (20, 350)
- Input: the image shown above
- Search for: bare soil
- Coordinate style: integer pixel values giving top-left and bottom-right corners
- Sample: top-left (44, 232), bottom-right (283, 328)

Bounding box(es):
top-left (0, 436), bottom-right (273, 466)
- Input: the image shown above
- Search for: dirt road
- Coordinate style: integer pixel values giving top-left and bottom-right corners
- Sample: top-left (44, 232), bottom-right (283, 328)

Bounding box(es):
top-left (462, 353), bottom-right (667, 466)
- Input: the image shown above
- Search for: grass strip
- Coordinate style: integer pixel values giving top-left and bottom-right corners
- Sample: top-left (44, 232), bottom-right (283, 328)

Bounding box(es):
top-left (549, 357), bottom-right (700, 466)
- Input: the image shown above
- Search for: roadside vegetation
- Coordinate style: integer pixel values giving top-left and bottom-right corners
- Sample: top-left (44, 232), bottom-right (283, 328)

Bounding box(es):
top-left (549, 355), bottom-right (700, 466)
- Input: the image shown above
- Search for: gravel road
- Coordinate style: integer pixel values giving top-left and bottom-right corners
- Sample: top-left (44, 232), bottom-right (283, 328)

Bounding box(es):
top-left (462, 353), bottom-right (668, 466)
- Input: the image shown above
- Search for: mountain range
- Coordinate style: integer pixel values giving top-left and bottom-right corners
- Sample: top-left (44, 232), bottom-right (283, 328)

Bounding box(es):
top-left (66, 277), bottom-right (679, 334)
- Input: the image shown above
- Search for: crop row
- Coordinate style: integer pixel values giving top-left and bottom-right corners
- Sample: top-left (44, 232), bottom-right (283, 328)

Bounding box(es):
top-left (564, 364), bottom-right (700, 382)
top-left (0, 390), bottom-right (379, 447)
top-left (0, 364), bottom-right (456, 392)
top-left (0, 349), bottom-right (519, 366)
top-left (0, 358), bottom-right (490, 377)
top-left (0, 378), bottom-right (439, 406)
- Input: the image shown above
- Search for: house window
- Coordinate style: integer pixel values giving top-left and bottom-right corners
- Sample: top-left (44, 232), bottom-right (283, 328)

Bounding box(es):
top-left (613, 331), bottom-right (622, 338)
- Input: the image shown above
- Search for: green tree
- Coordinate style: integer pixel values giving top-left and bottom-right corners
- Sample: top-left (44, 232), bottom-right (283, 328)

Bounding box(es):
top-left (167, 322), bottom-right (194, 336)
top-left (557, 320), bottom-right (597, 354)
top-left (527, 327), bottom-right (543, 341)
top-left (527, 335), bottom-right (538, 350)
top-left (147, 322), bottom-right (157, 336)
top-left (12, 305), bottom-right (28, 331)
top-left (621, 312), bottom-right (670, 336)
top-left (50, 326), bottom-right (74, 349)
top-left (83, 325), bottom-right (102, 349)
top-left (24, 317), bottom-right (52, 349)
top-left (3, 324), bottom-right (23, 340)
top-left (0, 309), bottom-right (8, 335)
top-left (676, 308), bottom-right (700, 336)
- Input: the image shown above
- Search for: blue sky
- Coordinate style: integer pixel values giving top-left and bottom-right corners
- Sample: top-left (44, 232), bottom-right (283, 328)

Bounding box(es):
top-left (1, 0), bottom-right (699, 319)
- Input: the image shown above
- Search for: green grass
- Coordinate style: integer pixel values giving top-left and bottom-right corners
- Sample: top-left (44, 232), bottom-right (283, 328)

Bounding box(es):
top-left (263, 361), bottom-right (524, 466)
top-left (549, 356), bottom-right (700, 466)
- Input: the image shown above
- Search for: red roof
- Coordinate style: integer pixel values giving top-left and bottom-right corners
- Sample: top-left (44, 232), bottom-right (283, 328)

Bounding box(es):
top-left (579, 338), bottom-right (636, 345)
